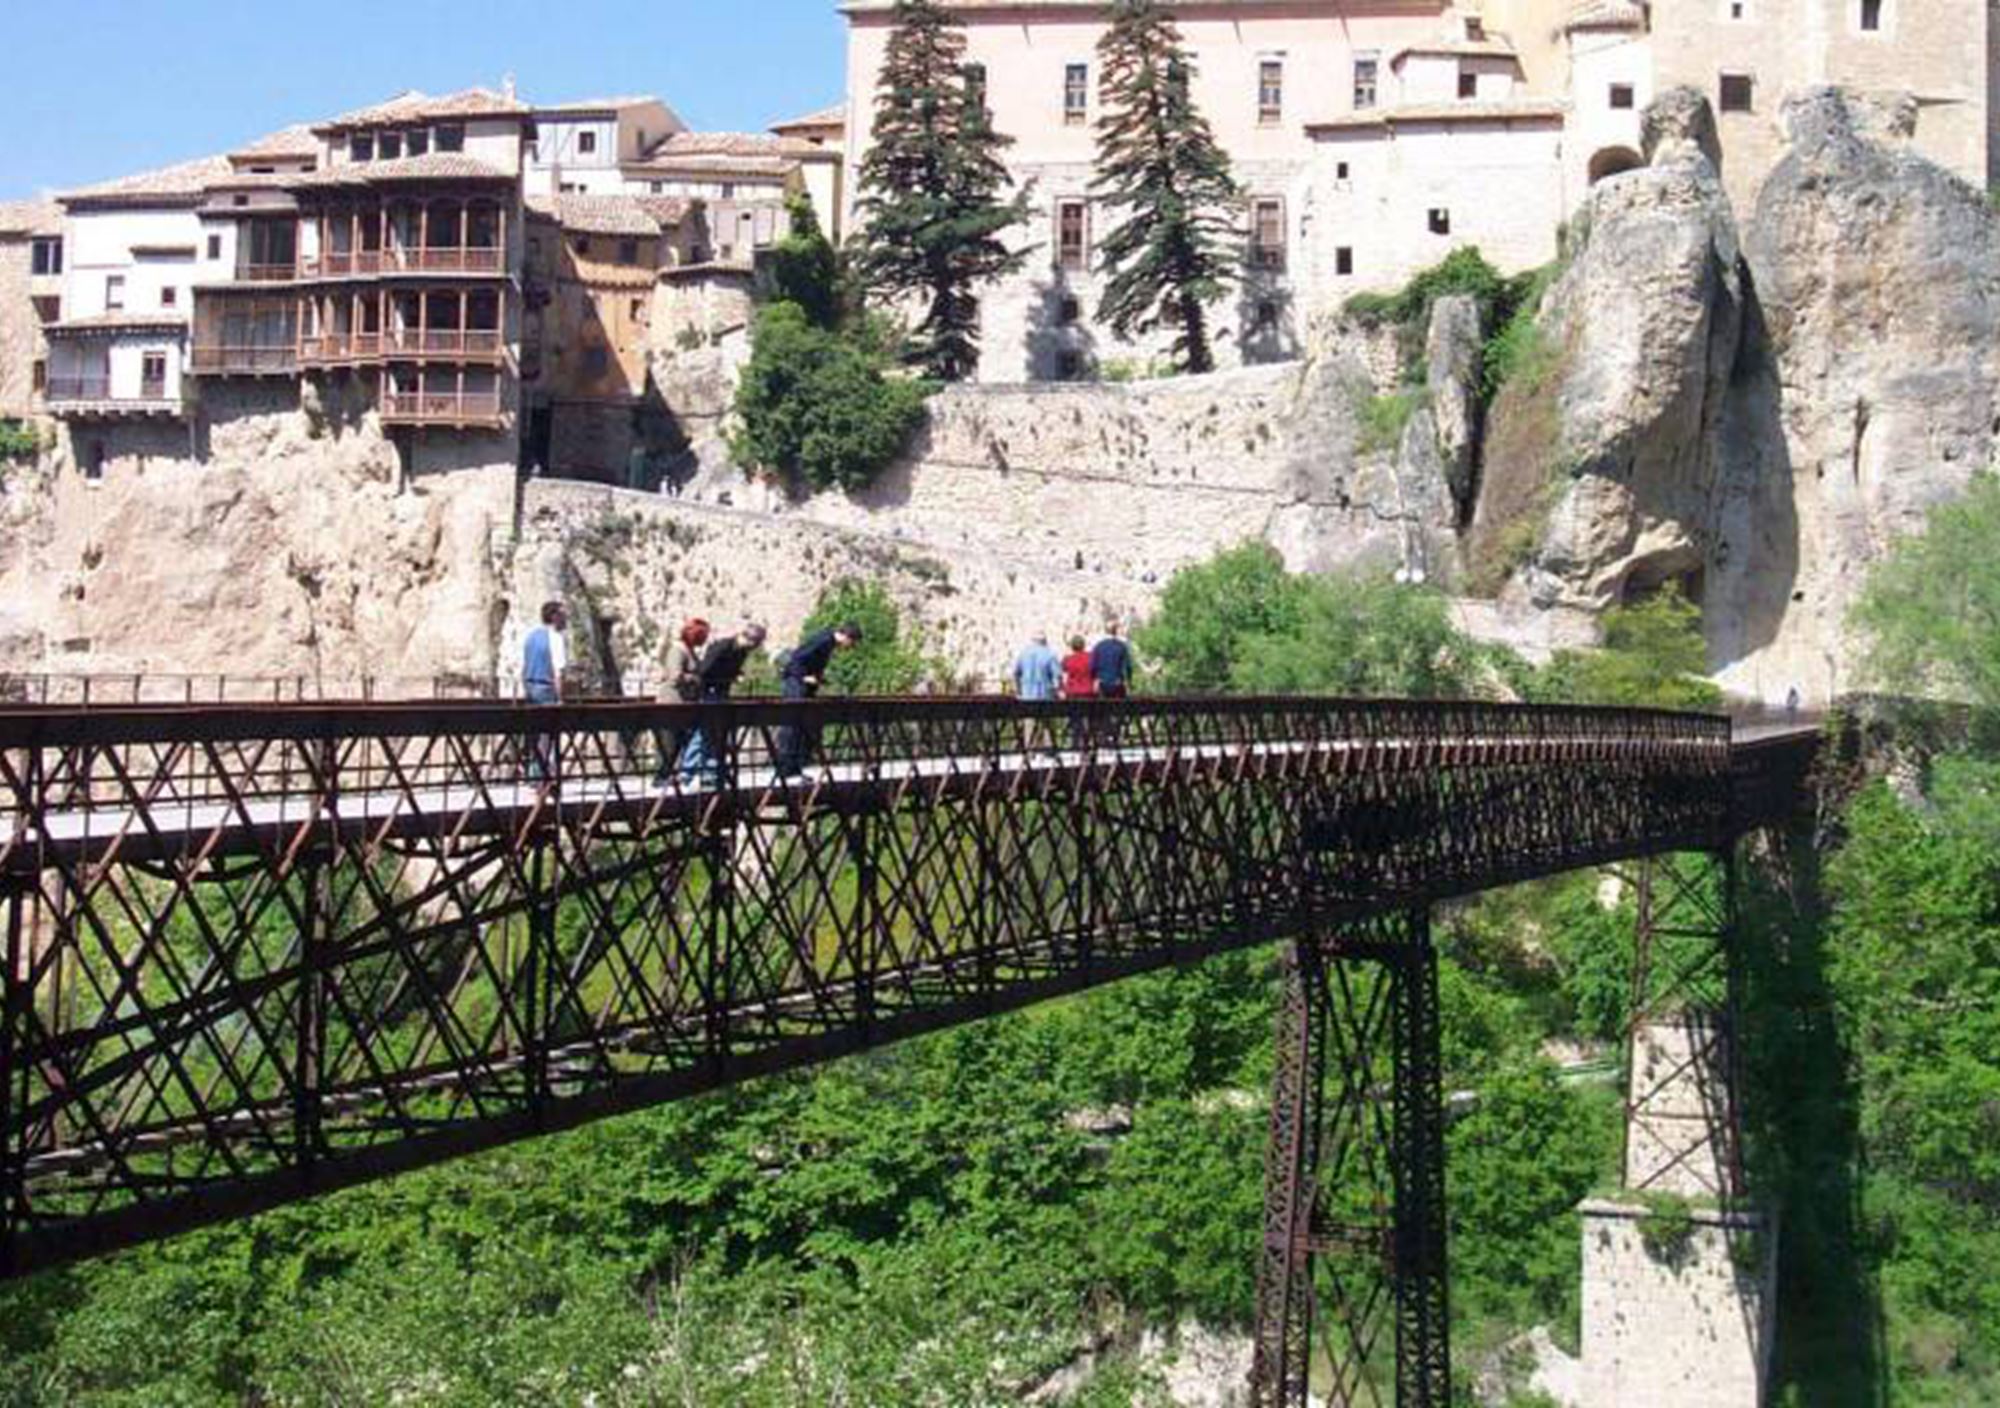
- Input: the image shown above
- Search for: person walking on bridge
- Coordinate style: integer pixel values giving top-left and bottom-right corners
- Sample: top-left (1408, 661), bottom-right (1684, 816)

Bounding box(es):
top-left (521, 600), bottom-right (568, 783)
top-left (1013, 632), bottom-right (1062, 753)
top-left (1060, 634), bottom-right (1096, 749)
top-left (775, 622), bottom-right (862, 778)
top-left (677, 621), bottom-right (766, 787)
top-left (1089, 621), bottom-right (1134, 748)
top-left (655, 617), bottom-right (710, 786)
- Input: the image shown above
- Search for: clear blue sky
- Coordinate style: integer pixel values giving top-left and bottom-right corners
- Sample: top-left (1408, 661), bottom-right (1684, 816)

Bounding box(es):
top-left (0, 0), bottom-right (848, 201)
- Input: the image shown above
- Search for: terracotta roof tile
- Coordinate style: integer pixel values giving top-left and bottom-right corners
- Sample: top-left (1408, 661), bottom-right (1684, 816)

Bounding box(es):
top-left (295, 153), bottom-right (513, 187)
top-left (47, 311), bottom-right (189, 334)
top-left (1305, 98), bottom-right (1568, 132)
top-left (532, 96), bottom-right (665, 116)
top-left (0, 200), bottom-right (62, 237)
top-left (62, 152), bottom-right (235, 207)
top-left (229, 124), bottom-right (321, 162)
top-left (526, 193), bottom-right (692, 236)
top-left (1564, 0), bottom-right (1648, 31)
top-left (770, 101), bottom-right (847, 134)
top-left (1390, 37), bottom-right (1521, 65)
top-left (649, 131), bottom-right (819, 160)
top-left (322, 88), bottom-right (527, 130)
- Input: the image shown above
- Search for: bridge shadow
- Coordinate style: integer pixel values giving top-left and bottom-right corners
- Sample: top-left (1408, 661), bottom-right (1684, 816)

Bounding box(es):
top-left (1738, 831), bottom-right (1888, 1406)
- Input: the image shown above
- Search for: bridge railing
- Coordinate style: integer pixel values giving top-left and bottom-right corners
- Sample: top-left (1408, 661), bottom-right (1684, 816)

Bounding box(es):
top-left (0, 696), bottom-right (1736, 867)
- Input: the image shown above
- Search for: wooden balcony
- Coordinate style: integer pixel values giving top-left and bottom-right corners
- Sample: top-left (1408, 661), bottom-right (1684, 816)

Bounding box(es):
top-left (303, 247), bottom-right (504, 279)
top-left (379, 388), bottom-right (506, 427)
top-left (298, 332), bottom-right (383, 365)
top-left (189, 344), bottom-right (298, 376)
top-left (236, 262), bottom-right (300, 283)
top-left (380, 328), bottom-right (504, 361)
top-left (45, 376), bottom-right (182, 418)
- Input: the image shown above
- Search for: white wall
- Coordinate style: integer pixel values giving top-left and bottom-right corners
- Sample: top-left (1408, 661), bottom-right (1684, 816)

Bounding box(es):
top-left (63, 208), bottom-right (202, 318)
top-left (1568, 30), bottom-right (1652, 211)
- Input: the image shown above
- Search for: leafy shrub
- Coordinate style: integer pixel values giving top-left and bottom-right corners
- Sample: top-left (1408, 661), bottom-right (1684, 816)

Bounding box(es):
top-left (1635, 1191), bottom-right (1699, 1268)
top-left (1358, 389), bottom-right (1424, 455)
top-left (758, 191), bottom-right (842, 330)
top-left (731, 302), bottom-right (930, 494)
top-left (1483, 267), bottom-right (1562, 400)
top-left (800, 578), bottom-right (930, 694)
top-left (0, 419), bottom-right (40, 462)
top-left (1524, 584), bottom-right (1722, 711)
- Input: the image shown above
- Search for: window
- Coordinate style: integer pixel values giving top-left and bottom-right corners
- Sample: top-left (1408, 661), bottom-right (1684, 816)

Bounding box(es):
top-left (105, 275), bottom-right (125, 311)
top-left (578, 130), bottom-right (598, 155)
top-left (1610, 83), bottom-right (1636, 110)
top-left (378, 131), bottom-right (402, 160)
top-left (571, 235), bottom-right (590, 255)
top-left (1065, 63), bottom-right (1090, 126)
top-left (1729, 0), bottom-right (1746, 16)
top-left (630, 297), bottom-right (645, 321)
top-left (617, 238), bottom-right (639, 265)
top-left (350, 133), bottom-right (374, 162)
top-left (407, 128), bottom-right (429, 157)
top-left (1458, 71), bottom-right (1478, 99)
top-left (1056, 348), bottom-right (1083, 381)
top-left (560, 182), bottom-right (583, 194)
top-left (1253, 299), bottom-right (1279, 333)
top-left (30, 238), bottom-right (61, 276)
top-left (160, 286), bottom-right (177, 308)
top-left (1056, 200), bottom-right (1089, 272)
top-left (1719, 72), bottom-right (1754, 112)
top-left (232, 194), bottom-right (248, 208)
top-left (140, 352), bottom-right (166, 395)
top-left (1259, 59), bottom-right (1284, 125)
top-left (1335, 161), bottom-right (1351, 181)
top-left (436, 124), bottom-right (465, 152)
top-left (1353, 55), bottom-right (1379, 110)
top-left (1859, 0), bottom-right (1883, 29)
top-left (206, 234), bottom-right (223, 260)
top-left (1250, 198), bottom-right (1286, 271)
top-left (83, 442), bottom-right (104, 482)
top-left (1465, 16), bottom-right (1486, 39)
top-left (1428, 208), bottom-right (1451, 235)
top-left (1336, 247), bottom-right (1354, 276)
top-left (31, 359), bottom-right (45, 394)
top-left (721, 182), bottom-right (736, 199)
top-left (1057, 293), bottom-right (1081, 326)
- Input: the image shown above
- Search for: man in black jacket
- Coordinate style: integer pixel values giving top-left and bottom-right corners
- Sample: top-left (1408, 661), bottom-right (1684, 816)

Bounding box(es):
top-left (676, 622), bottom-right (766, 786)
top-left (776, 621), bottom-right (862, 777)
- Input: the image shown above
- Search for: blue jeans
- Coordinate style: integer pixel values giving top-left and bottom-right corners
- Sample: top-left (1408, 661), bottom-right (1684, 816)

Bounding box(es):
top-left (523, 681), bottom-right (558, 780)
top-left (678, 726), bottom-right (717, 784)
top-left (776, 675), bottom-right (815, 776)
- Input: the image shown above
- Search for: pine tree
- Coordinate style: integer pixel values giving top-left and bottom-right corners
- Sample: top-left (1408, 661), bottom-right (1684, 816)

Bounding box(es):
top-left (852, 0), bottom-right (1032, 382)
top-left (1091, 0), bottom-right (1242, 375)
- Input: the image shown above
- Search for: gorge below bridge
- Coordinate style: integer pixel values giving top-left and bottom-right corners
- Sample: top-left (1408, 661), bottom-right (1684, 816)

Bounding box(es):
top-left (0, 695), bottom-right (1818, 1404)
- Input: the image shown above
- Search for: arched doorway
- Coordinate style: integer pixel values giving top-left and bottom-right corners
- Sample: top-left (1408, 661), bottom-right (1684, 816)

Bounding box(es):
top-left (1588, 146), bottom-right (1645, 184)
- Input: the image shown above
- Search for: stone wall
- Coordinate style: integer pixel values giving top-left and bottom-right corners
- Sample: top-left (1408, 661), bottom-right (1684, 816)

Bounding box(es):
top-left (1579, 1200), bottom-right (1777, 1408)
top-left (0, 234), bottom-right (45, 422)
top-left (508, 479), bottom-right (1154, 694)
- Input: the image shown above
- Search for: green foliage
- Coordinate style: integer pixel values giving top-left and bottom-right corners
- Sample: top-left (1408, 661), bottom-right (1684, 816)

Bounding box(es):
top-left (1099, 356), bottom-right (1178, 383)
top-left (801, 579), bottom-right (930, 694)
top-left (730, 302), bottom-right (930, 495)
top-left (852, 0), bottom-right (1033, 381)
top-left (1524, 584), bottom-right (1723, 711)
top-left (0, 420), bottom-right (38, 462)
top-left (1634, 1191), bottom-right (1699, 1268)
top-left (1482, 264), bottom-right (1562, 400)
top-left (759, 191), bottom-right (843, 329)
top-left (1343, 247), bottom-right (1507, 331)
top-left (1358, 388), bottom-right (1423, 455)
top-left (1090, 0), bottom-right (1242, 374)
top-left (1135, 542), bottom-right (1485, 698)
top-left (1853, 471), bottom-right (2000, 721)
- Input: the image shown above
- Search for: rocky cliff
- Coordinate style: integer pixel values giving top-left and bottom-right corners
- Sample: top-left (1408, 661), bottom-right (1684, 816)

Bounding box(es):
top-left (1473, 86), bottom-right (2000, 704)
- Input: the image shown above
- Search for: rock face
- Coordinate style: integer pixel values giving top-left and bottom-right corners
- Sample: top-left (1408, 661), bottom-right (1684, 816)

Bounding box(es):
top-left (0, 383), bottom-right (513, 688)
top-left (1470, 85), bottom-right (1745, 620)
top-left (1708, 87), bottom-right (2000, 702)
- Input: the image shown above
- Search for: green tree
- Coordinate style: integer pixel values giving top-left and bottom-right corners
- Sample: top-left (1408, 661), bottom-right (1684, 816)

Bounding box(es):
top-left (1091, 0), bottom-right (1241, 374)
top-left (801, 579), bottom-right (930, 693)
top-left (730, 303), bottom-right (929, 495)
top-left (1528, 584), bottom-right (1722, 710)
top-left (1135, 543), bottom-right (1484, 698)
top-left (1853, 471), bottom-right (2000, 718)
top-left (852, 0), bottom-right (1032, 381)
top-left (760, 190), bottom-right (843, 329)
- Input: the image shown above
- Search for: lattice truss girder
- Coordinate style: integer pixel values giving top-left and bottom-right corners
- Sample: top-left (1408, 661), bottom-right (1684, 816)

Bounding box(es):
top-left (0, 697), bottom-right (1757, 1276)
top-left (1249, 911), bottom-right (1449, 1408)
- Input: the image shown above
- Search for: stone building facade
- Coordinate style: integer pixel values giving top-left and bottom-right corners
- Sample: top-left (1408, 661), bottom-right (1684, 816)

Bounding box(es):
top-left (0, 202), bottom-right (61, 422)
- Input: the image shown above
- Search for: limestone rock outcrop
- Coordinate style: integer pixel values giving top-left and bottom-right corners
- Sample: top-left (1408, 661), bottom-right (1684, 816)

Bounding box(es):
top-left (1469, 85), bottom-right (1745, 617)
top-left (1708, 87), bottom-right (2000, 701)
top-left (0, 386), bottom-right (514, 688)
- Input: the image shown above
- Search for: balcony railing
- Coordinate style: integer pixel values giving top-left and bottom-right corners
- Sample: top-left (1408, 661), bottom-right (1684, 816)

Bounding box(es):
top-left (381, 328), bottom-right (504, 359)
top-left (190, 344), bottom-right (298, 375)
top-left (380, 389), bottom-right (506, 426)
top-left (44, 376), bottom-right (180, 412)
top-left (46, 376), bottom-right (111, 400)
top-left (298, 332), bottom-right (383, 364)
top-left (304, 247), bottom-right (503, 278)
top-left (236, 262), bottom-right (299, 283)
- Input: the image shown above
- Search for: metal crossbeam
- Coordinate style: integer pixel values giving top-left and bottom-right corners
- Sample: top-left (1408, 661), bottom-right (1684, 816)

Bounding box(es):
top-left (0, 695), bottom-right (1816, 1401)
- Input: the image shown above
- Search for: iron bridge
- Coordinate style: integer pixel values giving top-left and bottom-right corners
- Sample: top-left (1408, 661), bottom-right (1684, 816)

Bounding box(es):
top-left (0, 695), bottom-right (1817, 1404)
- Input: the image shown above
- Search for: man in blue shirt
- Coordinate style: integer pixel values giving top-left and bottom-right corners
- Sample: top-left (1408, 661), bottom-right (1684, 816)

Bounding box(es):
top-left (1090, 621), bottom-right (1134, 698)
top-left (1013, 632), bottom-right (1062, 754)
top-left (521, 600), bottom-right (568, 781)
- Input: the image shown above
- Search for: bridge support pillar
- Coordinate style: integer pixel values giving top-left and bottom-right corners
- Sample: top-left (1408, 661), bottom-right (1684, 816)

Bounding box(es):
top-left (1250, 907), bottom-right (1449, 1408)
